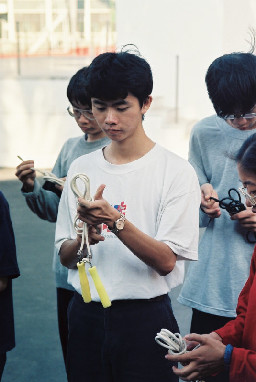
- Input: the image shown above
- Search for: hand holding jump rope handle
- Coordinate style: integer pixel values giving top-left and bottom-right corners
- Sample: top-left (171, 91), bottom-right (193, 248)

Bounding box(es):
top-left (71, 173), bottom-right (111, 308)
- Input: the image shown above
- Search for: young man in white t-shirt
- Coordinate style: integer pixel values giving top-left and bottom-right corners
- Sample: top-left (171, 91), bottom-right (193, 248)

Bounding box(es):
top-left (55, 48), bottom-right (200, 382)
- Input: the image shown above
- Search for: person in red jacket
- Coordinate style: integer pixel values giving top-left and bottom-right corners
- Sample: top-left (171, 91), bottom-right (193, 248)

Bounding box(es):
top-left (166, 133), bottom-right (256, 382)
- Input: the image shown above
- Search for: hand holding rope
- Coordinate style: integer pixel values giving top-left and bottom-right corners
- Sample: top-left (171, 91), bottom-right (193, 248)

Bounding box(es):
top-left (70, 173), bottom-right (111, 308)
top-left (17, 156), bottom-right (65, 186)
top-left (155, 329), bottom-right (204, 382)
top-left (210, 188), bottom-right (256, 243)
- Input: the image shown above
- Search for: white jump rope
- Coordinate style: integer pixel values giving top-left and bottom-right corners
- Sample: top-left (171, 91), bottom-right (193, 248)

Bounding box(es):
top-left (155, 329), bottom-right (204, 382)
top-left (70, 173), bottom-right (111, 308)
top-left (70, 173), bottom-right (92, 263)
top-left (17, 156), bottom-right (65, 186)
top-left (155, 329), bottom-right (187, 355)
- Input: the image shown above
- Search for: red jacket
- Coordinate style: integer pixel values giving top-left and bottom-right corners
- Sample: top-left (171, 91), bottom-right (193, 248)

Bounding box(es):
top-left (216, 246), bottom-right (256, 382)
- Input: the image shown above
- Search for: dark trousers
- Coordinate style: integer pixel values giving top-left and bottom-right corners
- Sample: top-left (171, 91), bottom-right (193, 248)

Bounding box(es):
top-left (191, 308), bottom-right (235, 382)
top-left (0, 353), bottom-right (6, 381)
top-left (67, 292), bottom-right (179, 382)
top-left (56, 287), bottom-right (74, 368)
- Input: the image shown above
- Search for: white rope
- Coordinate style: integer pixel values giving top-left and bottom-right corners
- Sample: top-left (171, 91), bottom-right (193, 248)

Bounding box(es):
top-left (34, 168), bottom-right (65, 186)
top-left (155, 329), bottom-right (204, 382)
top-left (70, 173), bottom-right (92, 261)
top-left (155, 329), bottom-right (187, 355)
top-left (17, 156), bottom-right (65, 186)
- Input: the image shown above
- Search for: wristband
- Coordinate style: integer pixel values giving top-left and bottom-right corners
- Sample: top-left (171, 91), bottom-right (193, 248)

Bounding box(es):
top-left (224, 344), bottom-right (233, 369)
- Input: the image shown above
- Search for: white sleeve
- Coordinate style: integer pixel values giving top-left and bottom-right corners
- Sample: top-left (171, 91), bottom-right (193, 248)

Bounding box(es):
top-left (55, 178), bottom-right (77, 254)
top-left (155, 164), bottom-right (200, 261)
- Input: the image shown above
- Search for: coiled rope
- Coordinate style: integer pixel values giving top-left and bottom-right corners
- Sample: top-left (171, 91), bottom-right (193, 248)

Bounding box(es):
top-left (155, 329), bottom-right (187, 355)
top-left (155, 329), bottom-right (204, 382)
top-left (70, 173), bottom-right (92, 262)
top-left (70, 173), bottom-right (111, 308)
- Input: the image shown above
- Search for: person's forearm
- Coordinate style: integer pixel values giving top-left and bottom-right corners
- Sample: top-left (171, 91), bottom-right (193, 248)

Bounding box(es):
top-left (59, 239), bottom-right (81, 269)
top-left (116, 219), bottom-right (177, 276)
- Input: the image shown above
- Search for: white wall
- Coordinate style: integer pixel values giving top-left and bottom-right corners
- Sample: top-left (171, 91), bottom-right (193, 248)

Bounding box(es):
top-left (1, 0), bottom-right (256, 168)
top-left (116, 0), bottom-right (256, 120)
top-left (0, 78), bottom-right (80, 168)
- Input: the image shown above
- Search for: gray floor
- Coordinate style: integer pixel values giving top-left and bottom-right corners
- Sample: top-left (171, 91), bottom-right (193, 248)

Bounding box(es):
top-left (0, 175), bottom-right (192, 382)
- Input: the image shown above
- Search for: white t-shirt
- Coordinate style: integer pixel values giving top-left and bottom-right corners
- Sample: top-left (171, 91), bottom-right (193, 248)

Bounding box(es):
top-left (55, 144), bottom-right (200, 301)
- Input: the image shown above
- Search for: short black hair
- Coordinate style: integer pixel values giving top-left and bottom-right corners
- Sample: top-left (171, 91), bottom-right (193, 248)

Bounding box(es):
top-left (205, 53), bottom-right (256, 117)
top-left (86, 48), bottom-right (153, 107)
top-left (235, 133), bottom-right (256, 174)
top-left (67, 66), bottom-right (90, 106)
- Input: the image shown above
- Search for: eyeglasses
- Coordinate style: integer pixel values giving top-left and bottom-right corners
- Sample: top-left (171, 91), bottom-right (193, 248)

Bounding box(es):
top-left (67, 105), bottom-right (94, 120)
top-left (221, 112), bottom-right (256, 121)
top-left (239, 187), bottom-right (256, 206)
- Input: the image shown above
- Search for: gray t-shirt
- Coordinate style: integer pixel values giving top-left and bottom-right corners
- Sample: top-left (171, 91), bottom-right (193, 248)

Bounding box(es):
top-left (178, 115), bottom-right (256, 317)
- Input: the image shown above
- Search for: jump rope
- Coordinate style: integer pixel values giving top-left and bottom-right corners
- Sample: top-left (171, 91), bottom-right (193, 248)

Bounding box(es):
top-left (209, 188), bottom-right (256, 243)
top-left (155, 329), bottom-right (204, 382)
top-left (18, 157), bottom-right (111, 308)
top-left (70, 173), bottom-right (111, 308)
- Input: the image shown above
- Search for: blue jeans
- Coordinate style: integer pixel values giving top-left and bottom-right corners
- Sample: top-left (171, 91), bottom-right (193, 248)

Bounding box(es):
top-left (67, 292), bottom-right (179, 382)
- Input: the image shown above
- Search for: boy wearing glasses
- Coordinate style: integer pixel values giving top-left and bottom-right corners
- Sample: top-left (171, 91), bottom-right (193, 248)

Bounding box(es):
top-left (15, 67), bottom-right (109, 368)
top-left (178, 52), bottom-right (256, 382)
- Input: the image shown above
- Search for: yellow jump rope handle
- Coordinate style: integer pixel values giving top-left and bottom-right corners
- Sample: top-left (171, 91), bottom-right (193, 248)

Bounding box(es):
top-left (89, 266), bottom-right (112, 308)
top-left (77, 262), bottom-right (92, 303)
